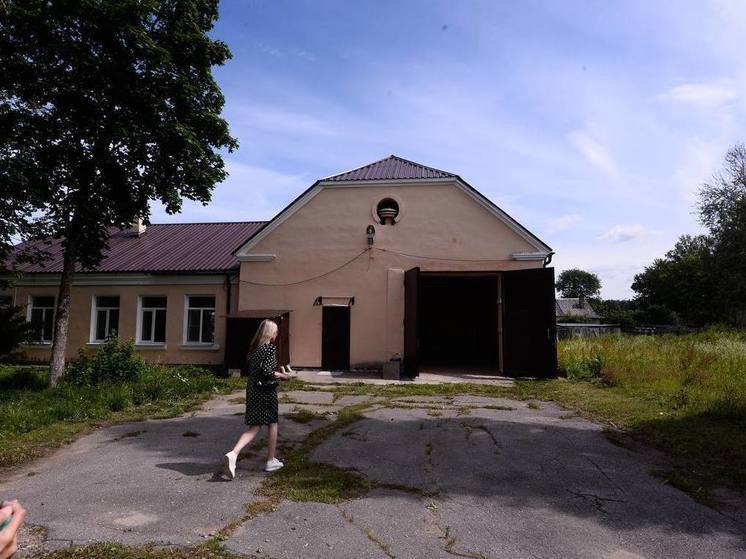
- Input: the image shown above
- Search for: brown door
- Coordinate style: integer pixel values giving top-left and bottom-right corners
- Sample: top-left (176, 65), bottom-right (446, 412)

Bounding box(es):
top-left (224, 313), bottom-right (290, 372)
top-left (322, 306), bottom-right (350, 370)
top-left (403, 267), bottom-right (420, 377)
top-left (502, 267), bottom-right (557, 377)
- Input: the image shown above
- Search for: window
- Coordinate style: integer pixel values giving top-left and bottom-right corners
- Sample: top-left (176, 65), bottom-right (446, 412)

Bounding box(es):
top-left (28, 295), bottom-right (55, 343)
top-left (139, 296), bottom-right (167, 344)
top-left (185, 295), bottom-right (215, 344)
top-left (91, 296), bottom-right (120, 342)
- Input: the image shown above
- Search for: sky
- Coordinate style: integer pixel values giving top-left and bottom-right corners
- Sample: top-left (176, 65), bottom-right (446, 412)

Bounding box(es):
top-left (150, 0), bottom-right (746, 299)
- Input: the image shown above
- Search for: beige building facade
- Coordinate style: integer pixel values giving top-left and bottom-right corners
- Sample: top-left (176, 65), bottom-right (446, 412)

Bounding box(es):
top-left (7, 156), bottom-right (557, 377)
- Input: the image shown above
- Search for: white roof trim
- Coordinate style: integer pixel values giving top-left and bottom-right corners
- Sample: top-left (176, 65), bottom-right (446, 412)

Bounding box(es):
top-left (237, 254), bottom-right (276, 262)
top-left (235, 176), bottom-right (552, 256)
top-left (14, 273), bottom-right (231, 286)
top-left (512, 251), bottom-right (552, 261)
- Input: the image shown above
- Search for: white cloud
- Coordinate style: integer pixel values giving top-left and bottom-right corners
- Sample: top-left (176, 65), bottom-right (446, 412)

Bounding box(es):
top-left (546, 214), bottom-right (582, 233)
top-left (597, 224), bottom-right (658, 243)
top-left (567, 130), bottom-right (619, 178)
top-left (660, 81), bottom-right (738, 108)
top-left (150, 162), bottom-right (310, 224)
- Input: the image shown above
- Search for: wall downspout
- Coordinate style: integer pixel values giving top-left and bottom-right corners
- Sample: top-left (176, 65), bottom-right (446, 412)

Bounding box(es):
top-left (543, 252), bottom-right (555, 267)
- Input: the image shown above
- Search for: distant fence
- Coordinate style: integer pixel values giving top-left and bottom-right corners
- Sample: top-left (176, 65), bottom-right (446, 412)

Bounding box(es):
top-left (557, 323), bottom-right (621, 339)
top-left (557, 323), bottom-right (699, 339)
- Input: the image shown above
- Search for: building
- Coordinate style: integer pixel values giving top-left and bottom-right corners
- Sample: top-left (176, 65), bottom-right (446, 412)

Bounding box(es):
top-left (6, 156), bottom-right (557, 377)
top-left (555, 297), bottom-right (602, 324)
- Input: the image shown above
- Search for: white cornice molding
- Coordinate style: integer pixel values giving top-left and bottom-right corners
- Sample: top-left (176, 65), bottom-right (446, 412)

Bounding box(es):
top-left (13, 273), bottom-right (230, 287)
top-left (511, 251), bottom-right (552, 261)
top-left (236, 254), bottom-right (276, 262)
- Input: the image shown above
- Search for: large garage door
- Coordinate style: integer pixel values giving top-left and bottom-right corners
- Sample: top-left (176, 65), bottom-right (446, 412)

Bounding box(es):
top-left (502, 267), bottom-right (557, 377)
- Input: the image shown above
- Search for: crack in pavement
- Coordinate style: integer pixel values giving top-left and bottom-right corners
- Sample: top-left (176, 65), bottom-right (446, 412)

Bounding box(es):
top-left (337, 505), bottom-right (395, 558)
top-left (567, 488), bottom-right (627, 515)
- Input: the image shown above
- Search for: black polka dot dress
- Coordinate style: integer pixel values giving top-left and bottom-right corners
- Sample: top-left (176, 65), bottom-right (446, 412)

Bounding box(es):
top-left (244, 343), bottom-right (279, 426)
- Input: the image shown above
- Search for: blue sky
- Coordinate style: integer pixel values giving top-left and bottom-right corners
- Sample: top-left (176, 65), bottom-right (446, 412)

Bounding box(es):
top-left (151, 0), bottom-right (746, 298)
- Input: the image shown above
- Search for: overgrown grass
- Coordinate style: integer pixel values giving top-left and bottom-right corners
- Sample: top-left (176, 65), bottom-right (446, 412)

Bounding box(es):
top-left (555, 330), bottom-right (746, 491)
top-left (0, 364), bottom-right (243, 468)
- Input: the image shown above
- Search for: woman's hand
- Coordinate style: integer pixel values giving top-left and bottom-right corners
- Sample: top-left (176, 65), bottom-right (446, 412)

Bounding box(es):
top-left (273, 371), bottom-right (291, 381)
top-left (0, 500), bottom-right (26, 559)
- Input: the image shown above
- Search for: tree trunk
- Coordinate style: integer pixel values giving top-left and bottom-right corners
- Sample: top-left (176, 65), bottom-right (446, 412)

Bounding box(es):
top-left (48, 240), bottom-right (77, 387)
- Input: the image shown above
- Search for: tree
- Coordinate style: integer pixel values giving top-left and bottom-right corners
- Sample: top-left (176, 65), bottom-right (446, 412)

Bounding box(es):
top-left (698, 144), bottom-right (746, 325)
top-left (631, 235), bottom-right (712, 326)
top-left (555, 268), bottom-right (601, 301)
top-left (0, 306), bottom-right (30, 357)
top-left (0, 0), bottom-right (237, 385)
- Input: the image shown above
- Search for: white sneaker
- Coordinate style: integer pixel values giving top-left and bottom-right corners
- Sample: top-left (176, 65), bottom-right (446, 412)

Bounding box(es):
top-left (265, 458), bottom-right (284, 472)
top-left (223, 451), bottom-right (237, 479)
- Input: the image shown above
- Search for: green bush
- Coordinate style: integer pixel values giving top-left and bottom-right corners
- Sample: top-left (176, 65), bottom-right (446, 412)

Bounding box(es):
top-left (64, 337), bottom-right (147, 386)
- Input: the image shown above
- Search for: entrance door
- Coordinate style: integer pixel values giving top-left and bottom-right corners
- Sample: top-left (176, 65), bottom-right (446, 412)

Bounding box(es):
top-left (403, 267), bottom-right (420, 377)
top-left (322, 306), bottom-right (350, 370)
top-left (225, 313), bottom-right (290, 372)
top-left (502, 267), bottom-right (557, 377)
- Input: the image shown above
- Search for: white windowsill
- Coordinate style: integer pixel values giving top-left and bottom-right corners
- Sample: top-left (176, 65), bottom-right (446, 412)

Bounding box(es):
top-left (180, 343), bottom-right (221, 351)
top-left (21, 342), bottom-right (52, 347)
top-left (86, 341), bottom-right (106, 346)
top-left (136, 343), bottom-right (167, 350)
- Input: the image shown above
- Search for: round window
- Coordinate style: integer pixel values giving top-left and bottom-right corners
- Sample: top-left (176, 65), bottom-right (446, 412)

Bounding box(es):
top-left (376, 198), bottom-right (400, 225)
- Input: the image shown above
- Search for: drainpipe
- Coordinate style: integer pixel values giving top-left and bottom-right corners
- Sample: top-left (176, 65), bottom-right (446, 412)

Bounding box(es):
top-left (543, 252), bottom-right (555, 267)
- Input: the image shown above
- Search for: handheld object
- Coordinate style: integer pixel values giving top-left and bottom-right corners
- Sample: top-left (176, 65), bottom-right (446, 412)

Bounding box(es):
top-left (0, 505), bottom-right (12, 531)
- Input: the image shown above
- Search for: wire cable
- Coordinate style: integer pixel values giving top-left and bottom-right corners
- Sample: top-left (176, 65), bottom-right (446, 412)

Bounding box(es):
top-left (239, 247), bottom-right (371, 287)
top-left (373, 246), bottom-right (512, 262)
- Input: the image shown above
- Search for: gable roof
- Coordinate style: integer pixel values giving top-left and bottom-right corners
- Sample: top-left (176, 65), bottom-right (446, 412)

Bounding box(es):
top-left (322, 155), bottom-right (456, 182)
top-left (13, 222), bottom-right (266, 274)
top-left (555, 298), bottom-right (601, 319)
top-left (236, 155), bottom-right (553, 257)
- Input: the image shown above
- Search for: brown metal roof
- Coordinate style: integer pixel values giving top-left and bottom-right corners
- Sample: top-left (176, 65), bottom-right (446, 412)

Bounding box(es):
top-left (322, 155), bottom-right (456, 182)
top-left (13, 222), bottom-right (266, 274)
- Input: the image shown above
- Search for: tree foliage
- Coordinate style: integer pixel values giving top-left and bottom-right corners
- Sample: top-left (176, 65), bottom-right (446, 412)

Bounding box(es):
top-left (0, 306), bottom-right (30, 357)
top-left (555, 268), bottom-right (601, 299)
top-left (631, 144), bottom-right (746, 326)
top-left (0, 0), bottom-right (237, 384)
top-left (631, 235), bottom-right (712, 326)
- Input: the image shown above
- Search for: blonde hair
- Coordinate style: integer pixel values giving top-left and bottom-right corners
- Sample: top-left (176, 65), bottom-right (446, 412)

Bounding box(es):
top-left (249, 319), bottom-right (278, 355)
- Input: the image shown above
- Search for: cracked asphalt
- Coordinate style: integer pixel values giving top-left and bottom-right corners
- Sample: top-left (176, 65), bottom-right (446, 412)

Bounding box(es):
top-left (3, 388), bottom-right (745, 558)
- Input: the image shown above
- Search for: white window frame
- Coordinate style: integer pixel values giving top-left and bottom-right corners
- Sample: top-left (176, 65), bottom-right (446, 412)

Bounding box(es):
top-left (26, 295), bottom-right (56, 344)
top-left (182, 294), bottom-right (216, 346)
top-left (89, 295), bottom-right (120, 343)
top-left (136, 295), bottom-right (168, 346)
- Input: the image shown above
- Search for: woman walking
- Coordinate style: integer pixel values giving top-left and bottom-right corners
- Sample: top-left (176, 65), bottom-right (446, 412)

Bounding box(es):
top-left (223, 319), bottom-right (292, 479)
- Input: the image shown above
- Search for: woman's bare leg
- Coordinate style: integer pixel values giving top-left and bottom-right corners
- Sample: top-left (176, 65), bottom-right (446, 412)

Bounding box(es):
top-left (231, 426), bottom-right (260, 455)
top-left (266, 423), bottom-right (278, 461)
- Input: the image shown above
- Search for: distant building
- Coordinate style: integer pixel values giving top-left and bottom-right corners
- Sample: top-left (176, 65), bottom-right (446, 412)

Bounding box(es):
top-left (555, 297), bottom-right (601, 324)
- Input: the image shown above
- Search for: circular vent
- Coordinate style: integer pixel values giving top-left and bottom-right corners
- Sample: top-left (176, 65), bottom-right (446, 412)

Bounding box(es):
top-left (376, 198), bottom-right (399, 225)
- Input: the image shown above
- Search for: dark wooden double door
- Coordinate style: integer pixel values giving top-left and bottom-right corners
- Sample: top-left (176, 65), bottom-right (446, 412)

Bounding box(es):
top-left (403, 267), bottom-right (557, 378)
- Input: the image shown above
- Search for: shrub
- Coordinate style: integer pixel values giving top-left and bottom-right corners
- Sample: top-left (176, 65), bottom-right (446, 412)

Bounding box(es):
top-left (64, 337), bottom-right (147, 386)
top-left (0, 306), bottom-right (30, 357)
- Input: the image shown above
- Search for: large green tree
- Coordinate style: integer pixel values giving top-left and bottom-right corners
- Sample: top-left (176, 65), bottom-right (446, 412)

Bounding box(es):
top-left (0, 0), bottom-right (237, 385)
top-left (555, 268), bottom-right (601, 300)
top-left (631, 235), bottom-right (712, 325)
top-left (697, 144), bottom-right (746, 325)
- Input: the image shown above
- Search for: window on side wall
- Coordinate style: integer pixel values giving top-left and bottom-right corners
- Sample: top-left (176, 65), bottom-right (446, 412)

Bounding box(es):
top-left (139, 296), bottom-right (167, 344)
top-left (185, 295), bottom-right (215, 344)
top-left (28, 295), bottom-right (55, 343)
top-left (91, 295), bottom-right (120, 342)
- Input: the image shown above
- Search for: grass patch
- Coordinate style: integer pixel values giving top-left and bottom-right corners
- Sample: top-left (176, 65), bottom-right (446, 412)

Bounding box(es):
top-left (258, 402), bottom-right (373, 504)
top-left (285, 406), bottom-right (329, 423)
top-left (38, 542), bottom-right (246, 559)
top-left (0, 365), bottom-right (243, 469)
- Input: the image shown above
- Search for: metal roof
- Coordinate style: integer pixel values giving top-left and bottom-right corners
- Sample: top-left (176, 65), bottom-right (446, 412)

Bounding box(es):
top-left (13, 222), bottom-right (266, 274)
top-left (322, 155), bottom-right (456, 182)
top-left (555, 298), bottom-right (601, 319)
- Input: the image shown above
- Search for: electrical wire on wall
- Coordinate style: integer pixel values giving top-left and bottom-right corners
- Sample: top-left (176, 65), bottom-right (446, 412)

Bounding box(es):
top-left (239, 247), bottom-right (372, 287)
top-left (238, 245), bottom-right (517, 288)
top-left (372, 246), bottom-right (514, 263)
